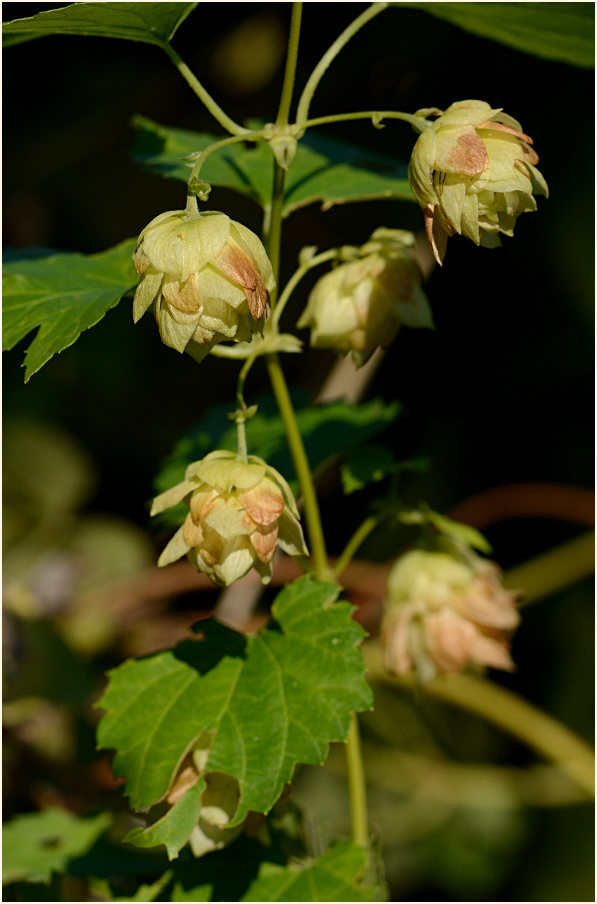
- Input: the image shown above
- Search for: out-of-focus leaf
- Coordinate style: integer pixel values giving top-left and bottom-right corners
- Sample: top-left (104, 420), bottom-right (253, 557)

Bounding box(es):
top-left (2, 808), bottom-right (111, 884)
top-left (97, 577), bottom-right (372, 855)
top-left (398, 2), bottom-right (594, 68)
top-left (3, 239), bottom-right (137, 381)
top-left (2, 3), bottom-right (197, 48)
top-left (422, 506), bottom-right (492, 554)
top-left (152, 393), bottom-right (401, 527)
top-left (131, 116), bottom-right (414, 216)
top-left (241, 840), bottom-right (373, 901)
top-left (340, 443), bottom-right (400, 495)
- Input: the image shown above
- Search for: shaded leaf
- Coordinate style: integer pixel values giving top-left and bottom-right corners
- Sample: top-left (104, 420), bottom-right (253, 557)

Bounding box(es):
top-left (97, 577), bottom-right (372, 855)
top-left (125, 782), bottom-right (204, 861)
top-left (3, 239), bottom-right (137, 381)
top-left (2, 808), bottom-right (111, 884)
top-left (153, 393), bottom-right (401, 527)
top-left (131, 116), bottom-right (414, 216)
top-left (340, 443), bottom-right (400, 495)
top-left (399, 2), bottom-right (594, 68)
top-left (242, 840), bottom-right (372, 902)
top-left (3, 2), bottom-right (197, 48)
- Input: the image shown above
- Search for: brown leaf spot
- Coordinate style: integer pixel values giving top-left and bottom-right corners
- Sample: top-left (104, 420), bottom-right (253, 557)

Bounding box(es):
top-left (251, 525), bottom-right (278, 563)
top-left (445, 130), bottom-right (488, 175)
top-left (162, 272), bottom-right (202, 314)
top-left (216, 244), bottom-right (270, 321)
top-left (240, 486), bottom-right (284, 526)
top-left (479, 120), bottom-right (533, 144)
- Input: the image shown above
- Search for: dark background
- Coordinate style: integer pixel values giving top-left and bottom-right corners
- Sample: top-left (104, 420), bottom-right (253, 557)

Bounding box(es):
top-left (3, 3), bottom-right (594, 901)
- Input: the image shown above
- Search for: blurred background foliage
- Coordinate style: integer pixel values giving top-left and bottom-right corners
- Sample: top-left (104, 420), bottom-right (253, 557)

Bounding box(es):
top-left (3, 3), bottom-right (594, 901)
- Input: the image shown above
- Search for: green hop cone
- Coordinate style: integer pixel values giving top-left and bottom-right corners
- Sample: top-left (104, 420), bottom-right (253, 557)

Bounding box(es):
top-left (133, 211), bottom-right (275, 362)
top-left (297, 228), bottom-right (433, 367)
top-left (382, 547), bottom-right (520, 683)
top-left (408, 100), bottom-right (548, 264)
top-left (151, 451), bottom-right (308, 586)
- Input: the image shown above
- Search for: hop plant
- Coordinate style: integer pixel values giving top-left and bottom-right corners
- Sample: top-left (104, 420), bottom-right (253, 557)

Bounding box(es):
top-left (382, 547), bottom-right (520, 683)
top-left (408, 100), bottom-right (548, 263)
top-left (133, 210), bottom-right (275, 362)
top-left (151, 451), bottom-right (308, 586)
top-left (297, 228), bottom-right (433, 367)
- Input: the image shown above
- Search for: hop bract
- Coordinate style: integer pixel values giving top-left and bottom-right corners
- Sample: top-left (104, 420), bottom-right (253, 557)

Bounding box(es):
top-left (133, 211), bottom-right (275, 362)
top-left (408, 100), bottom-right (548, 264)
top-left (297, 228), bottom-right (433, 367)
top-left (151, 451), bottom-right (308, 586)
top-left (382, 547), bottom-right (520, 683)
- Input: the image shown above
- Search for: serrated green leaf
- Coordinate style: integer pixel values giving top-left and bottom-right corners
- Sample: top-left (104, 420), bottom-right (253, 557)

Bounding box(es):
top-left (152, 394), bottom-right (401, 527)
top-left (2, 3), bottom-right (197, 48)
top-left (125, 782), bottom-right (204, 861)
top-left (242, 840), bottom-right (372, 902)
top-left (2, 239), bottom-right (137, 381)
top-left (423, 506), bottom-right (492, 554)
top-left (340, 443), bottom-right (399, 495)
top-left (132, 116), bottom-right (414, 216)
top-left (97, 577), bottom-right (372, 854)
top-left (2, 808), bottom-right (111, 884)
top-left (398, 2), bottom-right (594, 68)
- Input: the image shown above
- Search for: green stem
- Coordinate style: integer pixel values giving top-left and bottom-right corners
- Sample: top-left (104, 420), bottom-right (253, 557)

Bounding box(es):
top-left (346, 714), bottom-right (370, 848)
top-left (266, 163), bottom-right (287, 302)
top-left (334, 515), bottom-right (379, 581)
top-left (295, 2), bottom-right (387, 127)
top-left (188, 131), bottom-right (263, 184)
top-left (161, 43), bottom-right (248, 136)
top-left (276, 3), bottom-right (303, 128)
top-left (364, 642), bottom-right (595, 797)
top-left (270, 248), bottom-right (339, 331)
top-left (504, 531), bottom-right (595, 607)
top-left (300, 110), bottom-right (430, 132)
top-left (266, 354), bottom-right (331, 581)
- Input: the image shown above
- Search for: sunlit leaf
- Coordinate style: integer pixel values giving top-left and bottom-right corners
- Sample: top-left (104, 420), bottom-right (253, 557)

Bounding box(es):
top-left (125, 783), bottom-right (204, 861)
top-left (242, 841), bottom-right (373, 902)
top-left (2, 239), bottom-right (136, 381)
top-left (2, 2), bottom-right (197, 48)
top-left (398, 2), bottom-right (594, 68)
top-left (132, 116), bottom-right (414, 216)
top-left (2, 808), bottom-right (111, 884)
top-left (97, 577), bottom-right (372, 855)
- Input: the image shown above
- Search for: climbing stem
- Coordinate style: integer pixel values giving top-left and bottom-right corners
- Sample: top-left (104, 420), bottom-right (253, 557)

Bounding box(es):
top-left (295, 2), bottom-right (387, 127)
top-left (271, 248), bottom-right (339, 331)
top-left (161, 43), bottom-right (248, 136)
top-left (188, 131), bottom-right (263, 184)
top-left (334, 515), bottom-right (379, 581)
top-left (300, 109), bottom-right (430, 132)
top-left (266, 354), bottom-right (330, 581)
top-left (346, 713), bottom-right (370, 849)
top-left (364, 642), bottom-right (595, 797)
top-left (276, 3), bottom-right (303, 128)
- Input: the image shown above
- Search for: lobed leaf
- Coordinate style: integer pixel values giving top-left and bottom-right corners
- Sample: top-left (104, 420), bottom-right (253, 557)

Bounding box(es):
top-left (2, 808), bottom-right (111, 885)
top-left (97, 577), bottom-right (372, 855)
top-left (398, 2), bottom-right (594, 68)
top-left (241, 841), bottom-right (373, 902)
top-left (132, 116), bottom-right (414, 216)
top-left (3, 239), bottom-right (137, 381)
top-left (2, 2), bottom-right (197, 48)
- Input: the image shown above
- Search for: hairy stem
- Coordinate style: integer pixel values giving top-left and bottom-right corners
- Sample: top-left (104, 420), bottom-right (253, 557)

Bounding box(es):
top-left (301, 109), bottom-right (430, 132)
top-left (295, 3), bottom-right (387, 127)
top-left (161, 43), bottom-right (248, 136)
